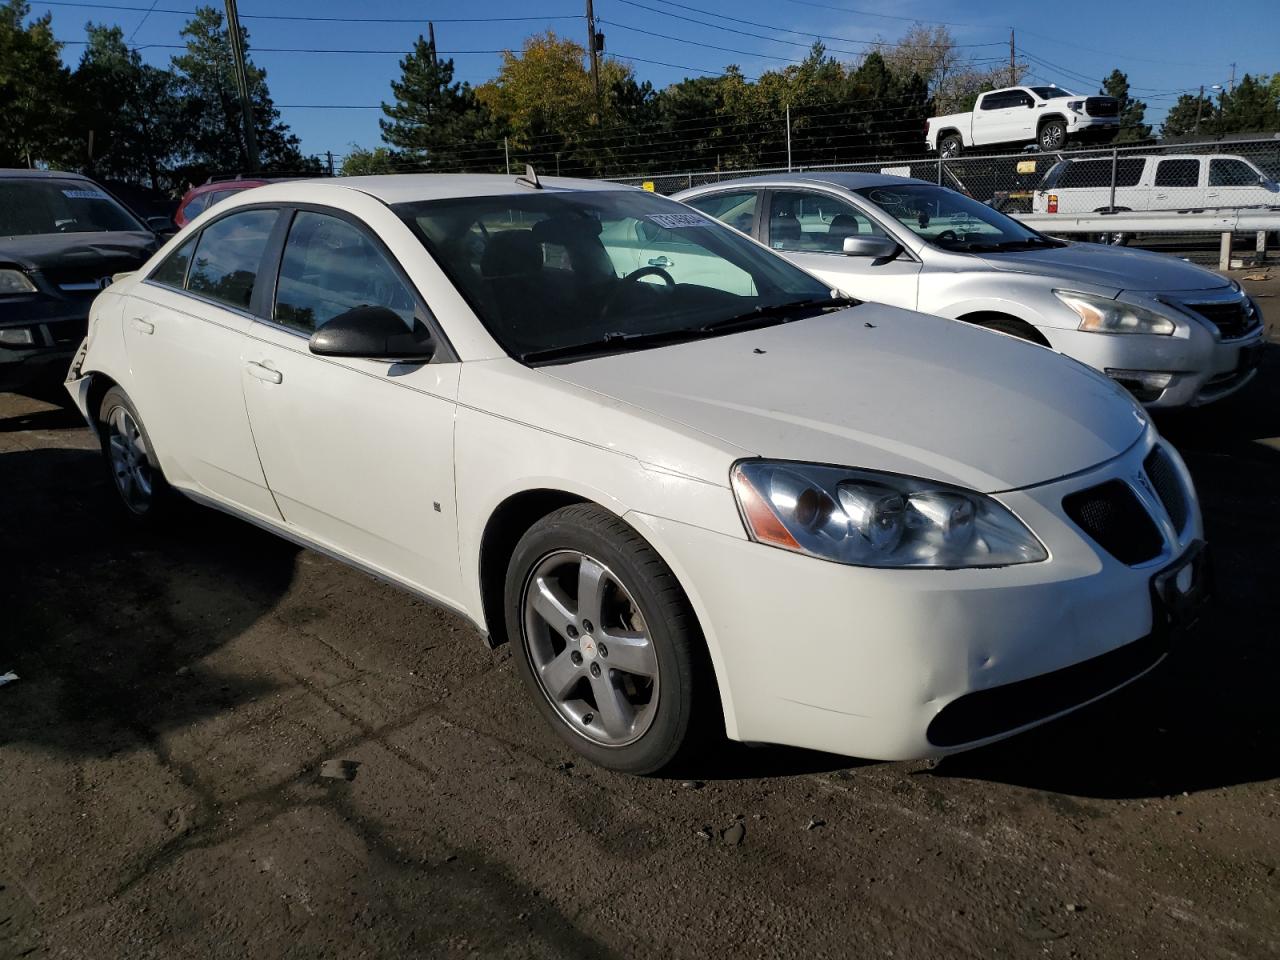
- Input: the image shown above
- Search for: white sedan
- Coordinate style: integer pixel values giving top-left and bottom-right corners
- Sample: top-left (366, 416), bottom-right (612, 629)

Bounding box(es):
top-left (66, 174), bottom-right (1208, 774)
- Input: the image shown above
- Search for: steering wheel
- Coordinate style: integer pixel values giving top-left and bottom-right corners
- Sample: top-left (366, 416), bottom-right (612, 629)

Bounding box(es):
top-left (935, 229), bottom-right (959, 243)
top-left (621, 265), bottom-right (675, 287)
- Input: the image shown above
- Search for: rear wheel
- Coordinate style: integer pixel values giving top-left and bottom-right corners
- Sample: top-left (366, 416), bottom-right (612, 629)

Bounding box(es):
top-left (1038, 120), bottom-right (1068, 151)
top-left (938, 134), bottom-right (962, 158)
top-left (98, 385), bottom-right (172, 520)
top-left (1093, 232), bottom-right (1130, 246)
top-left (505, 504), bottom-right (712, 774)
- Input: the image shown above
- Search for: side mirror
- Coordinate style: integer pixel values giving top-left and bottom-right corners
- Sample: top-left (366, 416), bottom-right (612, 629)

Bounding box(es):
top-left (146, 215), bottom-right (176, 235)
top-left (309, 306), bottom-right (435, 362)
top-left (842, 236), bottom-right (900, 259)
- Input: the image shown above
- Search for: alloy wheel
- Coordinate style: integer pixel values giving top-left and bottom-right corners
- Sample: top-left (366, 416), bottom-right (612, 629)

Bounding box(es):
top-left (106, 405), bottom-right (153, 513)
top-left (521, 550), bottom-right (660, 747)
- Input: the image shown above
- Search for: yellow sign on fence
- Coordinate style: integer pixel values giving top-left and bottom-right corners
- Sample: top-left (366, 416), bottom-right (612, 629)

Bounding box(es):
top-left (642, 181), bottom-right (656, 192)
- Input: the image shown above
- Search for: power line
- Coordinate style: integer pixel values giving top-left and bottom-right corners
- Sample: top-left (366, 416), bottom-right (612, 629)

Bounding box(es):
top-left (38, 1), bottom-right (584, 23)
top-left (126, 0), bottom-right (158, 42)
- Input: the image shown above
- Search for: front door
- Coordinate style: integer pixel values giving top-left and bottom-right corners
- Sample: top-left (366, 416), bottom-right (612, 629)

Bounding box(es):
top-left (763, 190), bottom-right (922, 309)
top-left (240, 208), bottom-right (464, 606)
top-left (121, 207), bottom-right (282, 519)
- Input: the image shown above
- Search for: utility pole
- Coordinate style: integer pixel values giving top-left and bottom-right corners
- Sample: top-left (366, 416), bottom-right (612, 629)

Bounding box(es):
top-left (427, 21), bottom-right (436, 66)
top-left (1009, 28), bottom-right (1016, 86)
top-left (585, 0), bottom-right (602, 123)
top-left (1194, 84), bottom-right (1205, 134)
top-left (326, 150), bottom-right (334, 176)
top-left (224, 0), bottom-right (260, 172)
top-left (1228, 62), bottom-right (1236, 92)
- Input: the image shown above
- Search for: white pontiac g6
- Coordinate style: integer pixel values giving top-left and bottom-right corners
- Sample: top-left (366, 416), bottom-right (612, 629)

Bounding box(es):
top-left (66, 174), bottom-right (1207, 774)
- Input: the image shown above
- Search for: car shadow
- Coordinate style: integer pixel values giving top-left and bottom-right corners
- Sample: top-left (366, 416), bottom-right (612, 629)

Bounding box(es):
top-left (0, 443), bottom-right (300, 759)
top-left (930, 342), bottom-right (1280, 799)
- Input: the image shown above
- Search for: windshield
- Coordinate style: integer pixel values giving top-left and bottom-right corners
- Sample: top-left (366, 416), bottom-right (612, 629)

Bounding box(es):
top-left (1029, 86), bottom-right (1076, 100)
top-left (396, 190), bottom-right (835, 362)
top-left (855, 183), bottom-right (1063, 253)
top-left (0, 178), bottom-right (145, 237)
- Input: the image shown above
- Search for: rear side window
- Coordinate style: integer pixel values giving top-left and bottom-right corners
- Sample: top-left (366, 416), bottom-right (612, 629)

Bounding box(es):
top-left (182, 193), bottom-right (210, 220)
top-left (1154, 159), bottom-right (1200, 187)
top-left (1208, 158), bottom-right (1258, 187)
top-left (273, 211), bottom-right (415, 333)
top-left (1056, 158), bottom-right (1145, 190)
top-left (186, 209), bottom-right (278, 311)
top-left (684, 191), bottom-right (759, 234)
top-left (149, 235), bottom-right (197, 289)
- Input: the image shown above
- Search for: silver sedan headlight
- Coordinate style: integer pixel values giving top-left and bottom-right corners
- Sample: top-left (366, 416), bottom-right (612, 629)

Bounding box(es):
top-left (1055, 290), bottom-right (1176, 335)
top-left (731, 461), bottom-right (1047, 569)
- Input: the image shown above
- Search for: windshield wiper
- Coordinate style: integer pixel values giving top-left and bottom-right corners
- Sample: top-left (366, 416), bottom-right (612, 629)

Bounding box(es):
top-left (519, 328), bottom-right (712, 364)
top-left (699, 295), bottom-right (859, 333)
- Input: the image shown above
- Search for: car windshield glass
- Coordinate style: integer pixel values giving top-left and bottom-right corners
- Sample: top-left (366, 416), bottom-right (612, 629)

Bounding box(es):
top-left (396, 190), bottom-right (835, 362)
top-left (1029, 86), bottom-right (1075, 99)
top-left (0, 178), bottom-right (144, 236)
top-left (854, 183), bottom-right (1061, 253)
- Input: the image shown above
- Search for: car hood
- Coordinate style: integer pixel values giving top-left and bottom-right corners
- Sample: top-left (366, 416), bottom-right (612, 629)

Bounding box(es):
top-left (0, 231), bottom-right (158, 272)
top-left (544, 305), bottom-right (1146, 493)
top-left (975, 242), bottom-right (1231, 295)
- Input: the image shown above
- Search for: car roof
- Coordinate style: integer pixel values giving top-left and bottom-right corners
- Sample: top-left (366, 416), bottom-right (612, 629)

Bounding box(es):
top-left (677, 171), bottom-right (932, 194)
top-left (1063, 153), bottom-right (1248, 163)
top-left (0, 168), bottom-right (95, 181)
top-left (332, 173), bottom-right (639, 204)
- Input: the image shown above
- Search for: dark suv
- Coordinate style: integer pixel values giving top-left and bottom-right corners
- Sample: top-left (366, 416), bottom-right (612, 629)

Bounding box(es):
top-left (0, 170), bottom-right (163, 393)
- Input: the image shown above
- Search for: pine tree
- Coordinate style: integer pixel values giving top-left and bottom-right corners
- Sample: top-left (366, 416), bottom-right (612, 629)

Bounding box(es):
top-left (1101, 69), bottom-right (1151, 143)
top-left (1161, 92), bottom-right (1217, 139)
top-left (1216, 74), bottom-right (1280, 134)
top-left (0, 0), bottom-right (74, 167)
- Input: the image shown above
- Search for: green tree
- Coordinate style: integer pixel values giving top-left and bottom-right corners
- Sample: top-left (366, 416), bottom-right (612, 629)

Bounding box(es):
top-left (0, 0), bottom-right (73, 167)
top-left (341, 145), bottom-right (399, 176)
top-left (72, 24), bottom-right (183, 188)
top-left (170, 6), bottom-right (315, 179)
top-left (1101, 68), bottom-right (1151, 142)
top-left (1215, 74), bottom-right (1280, 134)
top-left (380, 33), bottom-right (503, 171)
top-left (1161, 91), bottom-right (1217, 139)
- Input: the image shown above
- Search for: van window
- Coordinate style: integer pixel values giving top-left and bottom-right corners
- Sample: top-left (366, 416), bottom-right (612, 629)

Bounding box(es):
top-left (1208, 158), bottom-right (1259, 187)
top-left (1056, 158), bottom-right (1145, 190)
top-left (1154, 159), bottom-right (1200, 188)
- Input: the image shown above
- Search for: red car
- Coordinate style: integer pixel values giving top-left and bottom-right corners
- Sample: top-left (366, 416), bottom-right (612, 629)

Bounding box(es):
top-left (174, 176), bottom-right (277, 227)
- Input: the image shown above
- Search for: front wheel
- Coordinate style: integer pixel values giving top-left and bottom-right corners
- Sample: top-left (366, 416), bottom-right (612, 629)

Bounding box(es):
top-left (1038, 120), bottom-right (1067, 151)
top-left (505, 504), bottom-right (713, 774)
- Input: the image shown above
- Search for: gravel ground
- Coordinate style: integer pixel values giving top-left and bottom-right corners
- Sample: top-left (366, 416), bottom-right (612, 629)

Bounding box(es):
top-left (2, 271), bottom-right (1279, 960)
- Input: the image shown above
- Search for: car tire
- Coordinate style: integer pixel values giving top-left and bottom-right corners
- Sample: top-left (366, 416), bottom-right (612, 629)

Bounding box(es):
top-left (97, 385), bottom-right (173, 521)
top-left (939, 134), bottom-right (962, 158)
top-left (1094, 232), bottom-right (1130, 246)
top-left (505, 503), bottom-right (713, 774)
top-left (1038, 120), bottom-right (1067, 151)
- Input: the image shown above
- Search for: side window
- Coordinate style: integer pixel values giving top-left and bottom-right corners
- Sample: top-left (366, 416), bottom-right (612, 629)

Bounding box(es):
top-left (1057, 161), bottom-right (1107, 190)
top-left (182, 193), bottom-right (209, 219)
top-left (769, 190), bottom-right (887, 254)
top-left (1116, 158), bottom-right (1145, 187)
top-left (274, 210), bottom-right (416, 334)
top-left (1209, 159), bottom-right (1258, 187)
top-left (684, 191), bottom-right (758, 235)
top-left (149, 235), bottom-right (197, 289)
top-left (979, 92), bottom-right (1005, 110)
top-left (1154, 159), bottom-right (1200, 188)
top-left (1012, 90), bottom-right (1033, 107)
top-left (186, 208), bottom-right (278, 311)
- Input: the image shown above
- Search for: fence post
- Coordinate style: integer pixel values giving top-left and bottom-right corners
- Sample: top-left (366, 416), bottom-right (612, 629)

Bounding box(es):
top-left (785, 105), bottom-right (792, 172)
top-left (688, 173), bottom-right (693, 189)
top-left (1108, 147), bottom-right (1118, 212)
top-left (937, 155), bottom-right (943, 185)
top-left (1219, 232), bottom-right (1232, 271)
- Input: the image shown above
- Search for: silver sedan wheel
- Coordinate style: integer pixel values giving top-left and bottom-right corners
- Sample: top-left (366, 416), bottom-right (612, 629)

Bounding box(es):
top-left (521, 550), bottom-right (660, 747)
top-left (106, 405), bottom-right (153, 513)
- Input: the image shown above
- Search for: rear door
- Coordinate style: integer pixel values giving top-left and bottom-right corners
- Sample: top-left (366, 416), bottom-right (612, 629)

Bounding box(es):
top-left (1151, 158), bottom-right (1203, 210)
top-left (239, 206), bottom-right (464, 604)
top-left (122, 207), bottom-right (282, 519)
top-left (762, 189), bottom-right (921, 308)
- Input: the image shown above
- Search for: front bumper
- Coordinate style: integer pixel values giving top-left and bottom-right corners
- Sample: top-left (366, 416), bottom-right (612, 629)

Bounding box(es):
top-left (628, 429), bottom-right (1202, 761)
top-left (0, 299), bottom-right (90, 392)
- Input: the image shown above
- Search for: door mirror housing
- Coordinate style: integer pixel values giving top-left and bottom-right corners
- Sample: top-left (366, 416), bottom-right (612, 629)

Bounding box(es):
top-left (842, 236), bottom-right (900, 259)
top-left (308, 306), bottom-right (436, 362)
top-left (146, 215), bottom-right (176, 235)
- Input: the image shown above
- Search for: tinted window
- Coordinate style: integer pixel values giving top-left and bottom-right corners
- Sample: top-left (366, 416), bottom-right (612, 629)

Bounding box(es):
top-left (1209, 158), bottom-right (1258, 187)
top-left (979, 92), bottom-right (1010, 110)
top-left (1010, 90), bottom-right (1034, 107)
top-left (768, 190), bottom-right (887, 253)
top-left (1155, 159), bottom-right (1200, 187)
top-left (186, 209), bottom-right (278, 310)
top-left (149, 236), bottom-right (196, 289)
top-left (0, 178), bottom-right (143, 236)
top-left (684, 191), bottom-right (758, 234)
top-left (274, 211), bottom-right (415, 333)
top-left (1057, 158), bottom-right (1145, 190)
top-left (182, 193), bottom-right (210, 220)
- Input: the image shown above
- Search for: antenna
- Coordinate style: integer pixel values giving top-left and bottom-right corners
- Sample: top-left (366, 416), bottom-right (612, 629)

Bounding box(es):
top-left (516, 163), bottom-right (543, 190)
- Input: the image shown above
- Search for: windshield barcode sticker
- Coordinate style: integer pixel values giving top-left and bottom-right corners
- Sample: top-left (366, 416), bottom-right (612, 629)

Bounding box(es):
top-left (647, 213), bottom-right (712, 229)
top-left (62, 189), bottom-right (108, 200)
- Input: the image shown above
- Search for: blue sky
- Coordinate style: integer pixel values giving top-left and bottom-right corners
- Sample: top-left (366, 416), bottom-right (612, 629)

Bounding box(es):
top-left (32, 0), bottom-right (1277, 161)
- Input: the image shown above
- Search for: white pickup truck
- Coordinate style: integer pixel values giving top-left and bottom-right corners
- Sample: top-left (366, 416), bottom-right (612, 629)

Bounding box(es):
top-left (926, 86), bottom-right (1120, 157)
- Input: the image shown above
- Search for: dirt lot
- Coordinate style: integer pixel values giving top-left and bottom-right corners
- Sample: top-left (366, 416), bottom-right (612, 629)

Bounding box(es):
top-left (3, 272), bottom-right (1280, 960)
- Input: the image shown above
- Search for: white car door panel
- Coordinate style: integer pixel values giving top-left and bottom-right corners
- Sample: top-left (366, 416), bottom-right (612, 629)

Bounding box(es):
top-left (122, 211), bottom-right (281, 519)
top-left (239, 208), bottom-right (464, 605)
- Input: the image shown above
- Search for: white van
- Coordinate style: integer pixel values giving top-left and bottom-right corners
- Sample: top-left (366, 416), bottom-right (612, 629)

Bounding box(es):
top-left (1033, 153), bottom-right (1279, 215)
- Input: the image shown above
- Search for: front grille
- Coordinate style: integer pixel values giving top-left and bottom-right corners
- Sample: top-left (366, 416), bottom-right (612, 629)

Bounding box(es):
top-left (1085, 97), bottom-right (1120, 117)
top-left (44, 257), bottom-right (147, 297)
top-left (1186, 298), bottom-right (1261, 340)
top-left (1143, 447), bottom-right (1189, 533)
top-left (1062, 480), bottom-right (1164, 565)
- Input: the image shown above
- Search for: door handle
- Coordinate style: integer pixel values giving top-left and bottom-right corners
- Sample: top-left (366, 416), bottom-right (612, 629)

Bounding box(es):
top-left (648, 255), bottom-right (674, 268)
top-left (246, 361), bottom-right (282, 384)
top-left (131, 317), bottom-right (154, 335)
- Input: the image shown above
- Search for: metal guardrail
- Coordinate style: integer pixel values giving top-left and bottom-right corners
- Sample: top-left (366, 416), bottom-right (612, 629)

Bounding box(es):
top-left (1017, 208), bottom-right (1280, 233)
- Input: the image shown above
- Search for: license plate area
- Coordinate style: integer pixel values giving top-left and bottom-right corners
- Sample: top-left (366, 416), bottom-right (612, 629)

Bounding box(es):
top-left (1150, 539), bottom-right (1211, 638)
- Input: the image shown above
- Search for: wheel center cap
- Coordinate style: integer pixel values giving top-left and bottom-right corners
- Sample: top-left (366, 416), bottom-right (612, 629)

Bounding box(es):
top-left (579, 635), bottom-right (598, 660)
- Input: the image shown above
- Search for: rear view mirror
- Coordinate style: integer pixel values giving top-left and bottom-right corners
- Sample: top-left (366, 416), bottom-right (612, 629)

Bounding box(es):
top-left (842, 236), bottom-right (900, 259)
top-left (309, 306), bottom-right (435, 362)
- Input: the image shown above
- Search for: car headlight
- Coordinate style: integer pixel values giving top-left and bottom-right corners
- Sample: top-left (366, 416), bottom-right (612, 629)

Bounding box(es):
top-left (731, 461), bottom-right (1047, 568)
top-left (1054, 290), bottom-right (1176, 335)
top-left (0, 268), bottom-right (36, 295)
top-left (1067, 100), bottom-right (1084, 112)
